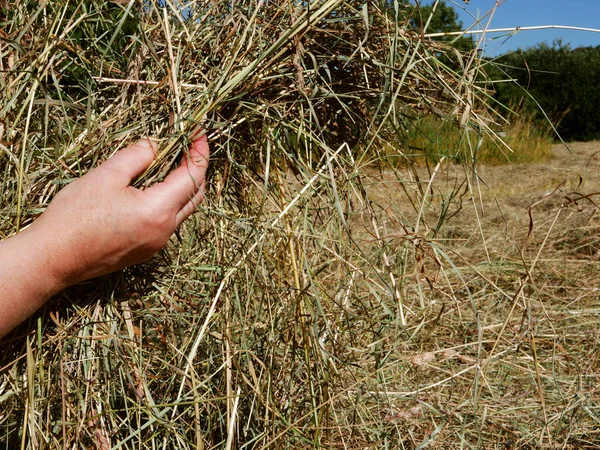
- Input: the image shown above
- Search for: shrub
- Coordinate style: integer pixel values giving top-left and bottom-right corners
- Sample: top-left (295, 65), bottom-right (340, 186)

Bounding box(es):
top-left (493, 41), bottom-right (600, 142)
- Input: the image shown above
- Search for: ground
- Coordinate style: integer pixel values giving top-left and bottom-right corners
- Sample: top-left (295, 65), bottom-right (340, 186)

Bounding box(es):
top-left (346, 142), bottom-right (600, 448)
top-left (3, 143), bottom-right (600, 449)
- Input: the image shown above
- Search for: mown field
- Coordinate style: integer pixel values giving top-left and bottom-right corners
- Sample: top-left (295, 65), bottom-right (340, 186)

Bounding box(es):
top-left (2, 1), bottom-right (600, 448)
top-left (347, 141), bottom-right (600, 448)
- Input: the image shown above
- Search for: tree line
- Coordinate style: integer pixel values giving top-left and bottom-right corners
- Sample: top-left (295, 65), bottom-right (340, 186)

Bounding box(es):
top-left (415, 0), bottom-right (600, 142)
top-left (491, 42), bottom-right (600, 142)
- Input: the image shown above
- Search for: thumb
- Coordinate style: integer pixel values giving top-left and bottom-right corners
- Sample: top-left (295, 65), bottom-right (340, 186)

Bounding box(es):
top-left (100, 139), bottom-right (158, 184)
top-left (148, 135), bottom-right (210, 214)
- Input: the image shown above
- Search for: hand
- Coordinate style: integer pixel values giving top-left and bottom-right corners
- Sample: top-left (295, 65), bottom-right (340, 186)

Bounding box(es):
top-left (24, 136), bottom-right (210, 287)
top-left (0, 135), bottom-right (209, 338)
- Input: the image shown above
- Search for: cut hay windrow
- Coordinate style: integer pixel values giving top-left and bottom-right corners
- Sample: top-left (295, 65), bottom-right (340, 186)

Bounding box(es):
top-left (5, 1), bottom-right (589, 449)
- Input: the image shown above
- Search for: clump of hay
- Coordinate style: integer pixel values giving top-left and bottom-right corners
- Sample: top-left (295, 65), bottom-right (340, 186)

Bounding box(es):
top-left (0, 1), bottom-right (498, 448)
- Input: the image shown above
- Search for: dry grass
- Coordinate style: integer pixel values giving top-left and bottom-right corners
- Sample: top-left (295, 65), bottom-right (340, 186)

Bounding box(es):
top-left (402, 110), bottom-right (553, 166)
top-left (350, 141), bottom-right (600, 448)
top-left (2, 1), bottom-right (600, 449)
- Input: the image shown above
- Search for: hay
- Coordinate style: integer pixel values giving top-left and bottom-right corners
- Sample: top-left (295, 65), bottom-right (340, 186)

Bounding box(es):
top-left (6, 1), bottom-right (593, 449)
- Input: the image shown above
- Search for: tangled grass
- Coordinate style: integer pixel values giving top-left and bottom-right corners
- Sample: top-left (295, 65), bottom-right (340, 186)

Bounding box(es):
top-left (3, 1), bottom-right (600, 449)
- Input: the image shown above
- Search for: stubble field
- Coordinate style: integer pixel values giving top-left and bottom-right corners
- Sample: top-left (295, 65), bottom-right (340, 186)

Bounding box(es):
top-left (349, 141), bottom-right (600, 448)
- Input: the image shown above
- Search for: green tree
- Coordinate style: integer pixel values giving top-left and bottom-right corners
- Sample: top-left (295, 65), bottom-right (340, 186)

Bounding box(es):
top-left (414, 1), bottom-right (474, 52)
top-left (494, 41), bottom-right (600, 141)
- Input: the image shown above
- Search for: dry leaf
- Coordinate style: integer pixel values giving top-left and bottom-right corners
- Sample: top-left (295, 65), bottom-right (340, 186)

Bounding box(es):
top-left (442, 348), bottom-right (458, 359)
top-left (386, 404), bottom-right (423, 422)
top-left (411, 352), bottom-right (436, 367)
top-left (457, 354), bottom-right (477, 364)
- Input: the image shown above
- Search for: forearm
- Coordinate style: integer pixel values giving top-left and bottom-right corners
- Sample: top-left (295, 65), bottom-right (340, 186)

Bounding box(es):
top-left (0, 228), bottom-right (65, 337)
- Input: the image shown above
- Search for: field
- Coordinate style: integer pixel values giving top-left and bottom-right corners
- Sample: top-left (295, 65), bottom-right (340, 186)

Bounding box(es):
top-left (350, 141), bottom-right (600, 448)
top-left (4, 141), bottom-right (600, 449)
top-left (3, 1), bottom-right (600, 448)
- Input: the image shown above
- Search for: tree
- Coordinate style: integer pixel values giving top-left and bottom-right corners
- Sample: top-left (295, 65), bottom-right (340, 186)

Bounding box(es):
top-left (413, 1), bottom-right (474, 52)
top-left (493, 41), bottom-right (600, 141)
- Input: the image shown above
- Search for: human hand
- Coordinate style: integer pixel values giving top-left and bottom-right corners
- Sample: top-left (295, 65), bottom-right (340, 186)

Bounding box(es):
top-left (25, 136), bottom-right (210, 288)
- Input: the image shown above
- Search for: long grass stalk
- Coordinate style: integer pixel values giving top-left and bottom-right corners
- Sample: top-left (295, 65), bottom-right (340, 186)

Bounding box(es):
top-left (426, 24), bottom-right (600, 38)
top-left (3, 1), bottom-right (596, 448)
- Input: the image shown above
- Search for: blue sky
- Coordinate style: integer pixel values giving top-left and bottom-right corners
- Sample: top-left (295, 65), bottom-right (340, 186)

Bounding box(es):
top-left (451, 0), bottom-right (600, 54)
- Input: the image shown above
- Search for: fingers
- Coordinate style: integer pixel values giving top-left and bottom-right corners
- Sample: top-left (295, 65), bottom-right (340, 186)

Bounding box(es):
top-left (149, 135), bottom-right (210, 216)
top-left (175, 179), bottom-right (206, 226)
top-left (101, 139), bottom-right (157, 184)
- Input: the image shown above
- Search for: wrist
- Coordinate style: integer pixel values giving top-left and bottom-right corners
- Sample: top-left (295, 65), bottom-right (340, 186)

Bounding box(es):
top-left (0, 228), bottom-right (68, 336)
top-left (17, 225), bottom-right (73, 296)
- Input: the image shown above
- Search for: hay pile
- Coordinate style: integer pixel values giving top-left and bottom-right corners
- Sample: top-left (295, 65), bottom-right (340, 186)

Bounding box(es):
top-left (0, 1), bottom-right (504, 448)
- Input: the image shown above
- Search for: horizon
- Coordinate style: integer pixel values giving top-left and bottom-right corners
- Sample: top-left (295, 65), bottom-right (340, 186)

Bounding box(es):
top-left (452, 0), bottom-right (600, 55)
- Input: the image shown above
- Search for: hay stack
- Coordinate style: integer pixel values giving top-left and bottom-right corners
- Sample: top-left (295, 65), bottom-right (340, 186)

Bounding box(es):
top-left (0, 1), bottom-right (492, 447)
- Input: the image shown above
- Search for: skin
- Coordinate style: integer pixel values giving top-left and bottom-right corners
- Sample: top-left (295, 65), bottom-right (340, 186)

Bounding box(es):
top-left (0, 136), bottom-right (210, 338)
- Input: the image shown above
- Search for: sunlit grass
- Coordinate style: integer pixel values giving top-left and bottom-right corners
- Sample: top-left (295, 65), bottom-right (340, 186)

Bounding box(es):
top-left (404, 111), bottom-right (553, 165)
top-left (2, 1), bottom-right (600, 449)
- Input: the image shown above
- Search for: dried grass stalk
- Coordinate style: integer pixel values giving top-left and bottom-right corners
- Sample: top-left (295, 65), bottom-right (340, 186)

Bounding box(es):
top-left (2, 1), bottom-right (562, 448)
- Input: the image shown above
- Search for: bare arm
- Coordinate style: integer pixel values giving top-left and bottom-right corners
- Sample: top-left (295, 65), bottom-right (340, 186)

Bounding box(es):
top-left (0, 137), bottom-right (209, 337)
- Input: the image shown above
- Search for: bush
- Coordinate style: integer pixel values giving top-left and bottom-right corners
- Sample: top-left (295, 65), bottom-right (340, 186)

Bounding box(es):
top-left (493, 41), bottom-right (600, 142)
